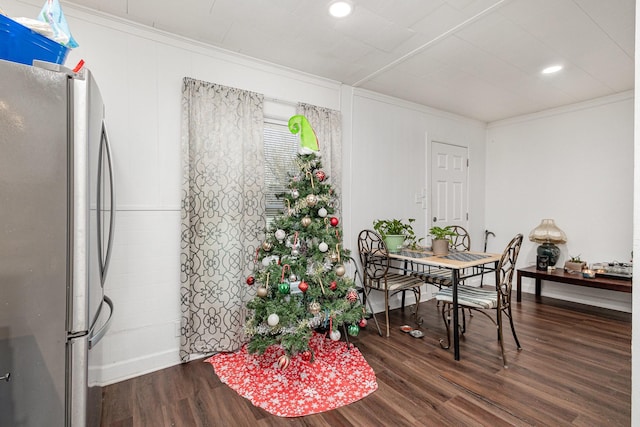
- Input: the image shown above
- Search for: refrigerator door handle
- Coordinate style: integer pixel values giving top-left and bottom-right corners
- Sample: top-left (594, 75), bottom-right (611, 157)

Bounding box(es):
top-left (97, 121), bottom-right (116, 286)
top-left (89, 295), bottom-right (113, 349)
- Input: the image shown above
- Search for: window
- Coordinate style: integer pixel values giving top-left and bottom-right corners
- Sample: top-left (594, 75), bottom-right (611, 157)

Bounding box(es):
top-left (263, 120), bottom-right (298, 227)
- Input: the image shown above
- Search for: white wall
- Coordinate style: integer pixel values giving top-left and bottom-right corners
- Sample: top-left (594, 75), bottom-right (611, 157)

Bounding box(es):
top-left (344, 90), bottom-right (487, 249)
top-left (486, 93), bottom-right (634, 312)
top-left (342, 89), bottom-right (488, 309)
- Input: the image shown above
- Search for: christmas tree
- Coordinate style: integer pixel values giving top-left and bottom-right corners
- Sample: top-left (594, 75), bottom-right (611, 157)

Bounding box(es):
top-left (244, 115), bottom-right (366, 365)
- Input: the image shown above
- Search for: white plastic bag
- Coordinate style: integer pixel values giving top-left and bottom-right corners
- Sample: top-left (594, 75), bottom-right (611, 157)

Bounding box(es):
top-left (38, 0), bottom-right (78, 48)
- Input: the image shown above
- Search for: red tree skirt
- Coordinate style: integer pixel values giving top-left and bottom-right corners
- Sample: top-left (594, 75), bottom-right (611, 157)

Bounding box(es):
top-left (206, 332), bottom-right (378, 417)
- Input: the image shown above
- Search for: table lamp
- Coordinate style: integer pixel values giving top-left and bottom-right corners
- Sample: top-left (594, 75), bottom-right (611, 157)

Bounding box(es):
top-left (528, 219), bottom-right (566, 266)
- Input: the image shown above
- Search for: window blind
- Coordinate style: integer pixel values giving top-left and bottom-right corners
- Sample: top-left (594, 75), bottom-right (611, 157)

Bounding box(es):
top-left (263, 122), bottom-right (298, 226)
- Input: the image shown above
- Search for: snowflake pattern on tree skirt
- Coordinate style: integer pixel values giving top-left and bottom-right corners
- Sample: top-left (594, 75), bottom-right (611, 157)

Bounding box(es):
top-left (206, 333), bottom-right (378, 417)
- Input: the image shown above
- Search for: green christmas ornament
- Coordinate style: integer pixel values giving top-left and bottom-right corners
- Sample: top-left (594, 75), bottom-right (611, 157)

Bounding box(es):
top-left (348, 324), bottom-right (360, 336)
top-left (278, 282), bottom-right (290, 294)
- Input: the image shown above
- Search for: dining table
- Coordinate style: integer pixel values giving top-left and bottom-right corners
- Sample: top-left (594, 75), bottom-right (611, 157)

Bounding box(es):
top-left (388, 247), bottom-right (502, 361)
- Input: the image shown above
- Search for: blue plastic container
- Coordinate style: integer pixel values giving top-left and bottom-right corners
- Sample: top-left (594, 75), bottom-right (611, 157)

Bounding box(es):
top-left (0, 14), bottom-right (69, 66)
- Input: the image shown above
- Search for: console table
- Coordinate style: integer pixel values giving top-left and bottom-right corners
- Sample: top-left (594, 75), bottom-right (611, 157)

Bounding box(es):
top-left (516, 265), bottom-right (632, 302)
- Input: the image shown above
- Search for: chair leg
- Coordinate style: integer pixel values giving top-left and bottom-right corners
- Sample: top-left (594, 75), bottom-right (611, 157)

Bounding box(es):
top-left (460, 308), bottom-right (467, 334)
top-left (413, 288), bottom-right (423, 326)
top-left (497, 306), bottom-right (507, 367)
top-left (506, 305), bottom-right (522, 350)
top-left (384, 293), bottom-right (390, 337)
top-left (364, 288), bottom-right (383, 336)
top-left (439, 302), bottom-right (451, 349)
top-left (342, 323), bottom-right (352, 350)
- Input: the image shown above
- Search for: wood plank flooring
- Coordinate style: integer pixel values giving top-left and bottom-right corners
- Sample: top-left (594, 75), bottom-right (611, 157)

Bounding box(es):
top-left (100, 294), bottom-right (631, 426)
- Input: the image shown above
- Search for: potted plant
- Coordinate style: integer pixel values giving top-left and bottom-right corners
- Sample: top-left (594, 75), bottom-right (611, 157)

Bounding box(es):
top-left (373, 218), bottom-right (421, 252)
top-left (564, 255), bottom-right (587, 273)
top-left (429, 226), bottom-right (457, 255)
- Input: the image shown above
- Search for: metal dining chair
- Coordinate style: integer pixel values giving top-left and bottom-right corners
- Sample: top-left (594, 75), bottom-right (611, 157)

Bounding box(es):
top-left (357, 229), bottom-right (424, 337)
top-left (435, 234), bottom-right (524, 367)
top-left (413, 225), bottom-right (471, 291)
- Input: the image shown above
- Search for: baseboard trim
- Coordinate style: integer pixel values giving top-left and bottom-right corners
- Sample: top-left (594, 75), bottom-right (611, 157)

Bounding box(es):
top-left (93, 348), bottom-right (182, 386)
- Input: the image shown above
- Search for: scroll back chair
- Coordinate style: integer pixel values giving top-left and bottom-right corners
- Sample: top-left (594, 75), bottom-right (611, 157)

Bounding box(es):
top-left (357, 229), bottom-right (424, 337)
top-left (435, 233), bottom-right (523, 367)
top-left (414, 225), bottom-right (470, 290)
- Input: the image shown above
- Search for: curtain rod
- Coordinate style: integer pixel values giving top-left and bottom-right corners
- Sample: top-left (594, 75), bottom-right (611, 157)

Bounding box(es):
top-left (264, 96), bottom-right (298, 107)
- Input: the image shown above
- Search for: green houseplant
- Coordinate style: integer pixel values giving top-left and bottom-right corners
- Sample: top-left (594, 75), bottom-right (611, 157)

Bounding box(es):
top-left (373, 218), bottom-right (420, 252)
top-left (564, 255), bottom-right (587, 273)
top-left (429, 226), bottom-right (457, 255)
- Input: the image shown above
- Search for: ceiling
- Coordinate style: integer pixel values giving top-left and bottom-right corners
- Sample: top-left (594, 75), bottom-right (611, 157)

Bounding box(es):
top-left (63, 0), bottom-right (634, 122)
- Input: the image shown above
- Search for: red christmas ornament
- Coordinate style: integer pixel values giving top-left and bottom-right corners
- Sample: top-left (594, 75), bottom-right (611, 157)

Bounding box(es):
top-left (298, 280), bottom-right (309, 293)
top-left (359, 318), bottom-right (368, 328)
top-left (246, 276), bottom-right (255, 286)
top-left (329, 281), bottom-right (337, 291)
top-left (301, 350), bottom-right (312, 362)
top-left (315, 170), bottom-right (326, 181)
top-left (329, 217), bottom-right (339, 227)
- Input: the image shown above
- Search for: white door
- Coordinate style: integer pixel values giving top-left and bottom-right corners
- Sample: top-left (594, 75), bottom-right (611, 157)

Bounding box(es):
top-left (430, 141), bottom-right (468, 230)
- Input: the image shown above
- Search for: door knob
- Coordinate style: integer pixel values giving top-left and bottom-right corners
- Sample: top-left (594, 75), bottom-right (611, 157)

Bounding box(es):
top-left (432, 217), bottom-right (437, 222)
top-left (0, 373), bottom-right (10, 382)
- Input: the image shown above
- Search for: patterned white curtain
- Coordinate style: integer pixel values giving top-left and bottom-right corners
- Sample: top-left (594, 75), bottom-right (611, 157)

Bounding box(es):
top-left (180, 78), bottom-right (265, 361)
top-left (296, 103), bottom-right (343, 213)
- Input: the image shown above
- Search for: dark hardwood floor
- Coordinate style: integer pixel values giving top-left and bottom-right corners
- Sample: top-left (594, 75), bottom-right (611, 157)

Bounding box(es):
top-left (101, 294), bottom-right (631, 426)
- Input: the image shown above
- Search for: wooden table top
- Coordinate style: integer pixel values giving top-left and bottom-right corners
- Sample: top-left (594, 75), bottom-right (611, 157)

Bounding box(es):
top-left (389, 248), bottom-right (501, 269)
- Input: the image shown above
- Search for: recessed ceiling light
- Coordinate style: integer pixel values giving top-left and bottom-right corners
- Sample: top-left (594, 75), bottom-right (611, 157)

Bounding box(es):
top-left (329, 1), bottom-right (353, 18)
top-left (542, 65), bottom-right (563, 74)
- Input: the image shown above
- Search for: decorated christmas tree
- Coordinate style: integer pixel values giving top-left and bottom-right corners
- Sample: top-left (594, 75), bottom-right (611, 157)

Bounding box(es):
top-left (244, 115), bottom-right (366, 366)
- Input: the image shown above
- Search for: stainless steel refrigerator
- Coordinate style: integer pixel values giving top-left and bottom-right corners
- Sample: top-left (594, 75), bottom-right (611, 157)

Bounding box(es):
top-left (0, 58), bottom-right (115, 426)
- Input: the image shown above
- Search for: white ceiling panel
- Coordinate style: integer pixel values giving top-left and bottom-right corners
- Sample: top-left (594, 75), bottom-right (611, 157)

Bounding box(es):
top-left (59, 0), bottom-right (634, 122)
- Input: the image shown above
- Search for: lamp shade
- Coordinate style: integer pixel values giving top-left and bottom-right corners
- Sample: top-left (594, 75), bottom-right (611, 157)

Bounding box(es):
top-left (528, 219), bottom-right (567, 244)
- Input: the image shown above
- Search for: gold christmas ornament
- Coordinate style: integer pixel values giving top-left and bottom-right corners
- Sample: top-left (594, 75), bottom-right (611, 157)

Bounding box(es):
top-left (305, 194), bottom-right (318, 207)
top-left (329, 251), bottom-right (339, 263)
top-left (301, 216), bottom-right (312, 227)
top-left (335, 265), bottom-right (346, 276)
top-left (262, 241), bottom-right (273, 252)
top-left (257, 286), bottom-right (268, 298)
